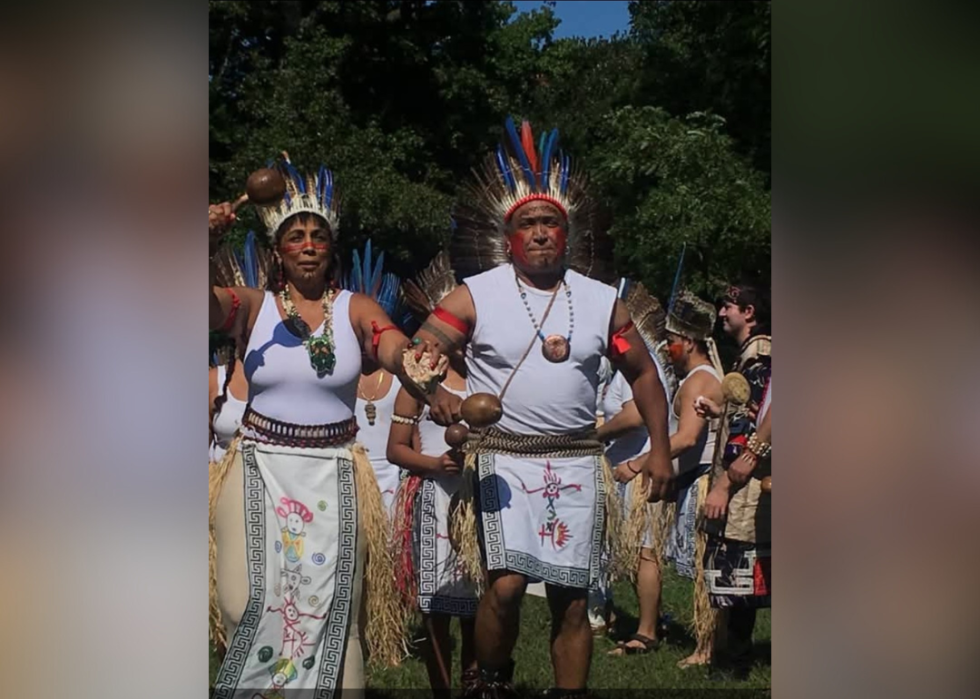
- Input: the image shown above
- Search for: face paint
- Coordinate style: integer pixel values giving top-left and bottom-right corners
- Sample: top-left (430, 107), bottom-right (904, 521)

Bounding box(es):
top-left (281, 241), bottom-right (329, 254)
top-left (668, 339), bottom-right (686, 364)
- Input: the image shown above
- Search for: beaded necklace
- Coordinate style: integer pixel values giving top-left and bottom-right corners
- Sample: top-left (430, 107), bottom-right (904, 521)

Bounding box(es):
top-left (280, 286), bottom-right (337, 377)
top-left (516, 273), bottom-right (574, 363)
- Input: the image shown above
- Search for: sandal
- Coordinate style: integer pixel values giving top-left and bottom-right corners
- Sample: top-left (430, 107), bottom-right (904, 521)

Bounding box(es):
top-left (607, 633), bottom-right (660, 656)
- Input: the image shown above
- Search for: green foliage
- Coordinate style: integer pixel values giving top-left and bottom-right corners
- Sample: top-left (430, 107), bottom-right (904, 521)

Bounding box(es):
top-left (209, 0), bottom-right (770, 299)
top-left (591, 106), bottom-right (771, 299)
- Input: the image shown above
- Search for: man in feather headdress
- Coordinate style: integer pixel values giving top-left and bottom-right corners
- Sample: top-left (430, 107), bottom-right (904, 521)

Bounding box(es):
top-left (410, 118), bottom-right (674, 698)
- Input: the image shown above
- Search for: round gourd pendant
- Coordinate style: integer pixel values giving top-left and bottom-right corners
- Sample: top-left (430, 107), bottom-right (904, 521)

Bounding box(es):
top-left (542, 334), bottom-right (570, 363)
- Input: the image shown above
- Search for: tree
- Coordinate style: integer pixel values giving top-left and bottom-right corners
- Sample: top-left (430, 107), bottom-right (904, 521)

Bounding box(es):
top-left (591, 106), bottom-right (770, 299)
top-left (628, 0), bottom-right (771, 179)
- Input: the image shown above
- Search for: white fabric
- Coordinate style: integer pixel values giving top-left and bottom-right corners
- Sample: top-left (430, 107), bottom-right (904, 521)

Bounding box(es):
top-left (601, 372), bottom-right (652, 466)
top-left (212, 440), bottom-right (362, 697)
top-left (464, 264), bottom-right (617, 434)
top-left (671, 363), bottom-right (721, 475)
top-left (244, 290), bottom-right (361, 425)
top-left (478, 453), bottom-right (605, 588)
top-left (210, 363), bottom-right (248, 464)
top-left (414, 385), bottom-right (478, 615)
top-left (354, 376), bottom-right (400, 512)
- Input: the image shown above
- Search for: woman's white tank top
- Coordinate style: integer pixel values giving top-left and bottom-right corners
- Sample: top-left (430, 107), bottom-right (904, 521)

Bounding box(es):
top-left (243, 290), bottom-right (361, 424)
top-left (418, 384), bottom-right (468, 457)
top-left (355, 376), bottom-right (399, 467)
top-left (210, 363), bottom-right (248, 462)
top-left (671, 363), bottom-right (721, 473)
top-left (601, 351), bottom-right (671, 466)
top-left (464, 264), bottom-right (618, 434)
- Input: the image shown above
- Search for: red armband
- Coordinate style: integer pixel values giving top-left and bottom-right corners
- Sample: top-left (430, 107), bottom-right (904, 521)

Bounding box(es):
top-left (433, 306), bottom-right (471, 336)
top-left (371, 321), bottom-right (398, 361)
top-left (609, 320), bottom-right (634, 358)
top-left (219, 288), bottom-right (241, 333)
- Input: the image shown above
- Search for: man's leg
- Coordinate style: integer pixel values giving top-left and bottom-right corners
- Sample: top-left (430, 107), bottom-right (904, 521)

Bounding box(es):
top-left (545, 583), bottom-right (592, 690)
top-left (725, 607), bottom-right (757, 675)
top-left (474, 570), bottom-right (528, 672)
top-left (610, 547), bottom-right (661, 654)
top-left (420, 613), bottom-right (453, 698)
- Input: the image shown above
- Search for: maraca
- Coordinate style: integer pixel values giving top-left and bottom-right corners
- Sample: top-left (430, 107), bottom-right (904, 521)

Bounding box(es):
top-left (245, 167), bottom-right (287, 205)
top-left (460, 393), bottom-right (503, 429)
top-left (445, 423), bottom-right (469, 449)
top-left (761, 476), bottom-right (771, 493)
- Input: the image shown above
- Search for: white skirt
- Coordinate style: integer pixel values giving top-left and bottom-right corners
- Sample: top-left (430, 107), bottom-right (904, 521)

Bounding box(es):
top-left (212, 440), bottom-right (364, 699)
top-left (476, 453), bottom-right (606, 589)
top-left (414, 475), bottom-right (479, 616)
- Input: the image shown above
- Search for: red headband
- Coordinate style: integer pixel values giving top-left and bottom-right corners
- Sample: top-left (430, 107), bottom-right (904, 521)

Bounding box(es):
top-left (503, 194), bottom-right (568, 222)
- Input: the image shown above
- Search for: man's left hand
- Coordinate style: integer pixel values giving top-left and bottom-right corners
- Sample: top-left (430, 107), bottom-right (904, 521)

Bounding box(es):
top-left (644, 452), bottom-right (674, 503)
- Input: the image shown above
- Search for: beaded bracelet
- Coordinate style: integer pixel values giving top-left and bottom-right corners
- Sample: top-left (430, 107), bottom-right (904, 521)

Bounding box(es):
top-left (391, 414), bottom-right (420, 425)
top-left (746, 433), bottom-right (771, 459)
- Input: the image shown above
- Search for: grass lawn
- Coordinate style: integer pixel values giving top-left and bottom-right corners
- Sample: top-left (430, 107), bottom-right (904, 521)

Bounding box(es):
top-left (211, 567), bottom-right (770, 693)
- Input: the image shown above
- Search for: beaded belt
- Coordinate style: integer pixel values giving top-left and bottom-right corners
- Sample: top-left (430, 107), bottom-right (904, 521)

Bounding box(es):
top-left (242, 407), bottom-right (359, 449)
top-left (464, 427), bottom-right (604, 458)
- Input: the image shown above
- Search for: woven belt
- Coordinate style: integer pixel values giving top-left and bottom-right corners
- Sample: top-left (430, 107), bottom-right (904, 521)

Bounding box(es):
top-left (242, 407), bottom-right (359, 449)
top-left (463, 427), bottom-right (604, 458)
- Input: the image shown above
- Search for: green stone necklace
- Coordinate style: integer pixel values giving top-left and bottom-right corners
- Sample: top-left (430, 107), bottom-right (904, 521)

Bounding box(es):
top-left (280, 286), bottom-right (337, 377)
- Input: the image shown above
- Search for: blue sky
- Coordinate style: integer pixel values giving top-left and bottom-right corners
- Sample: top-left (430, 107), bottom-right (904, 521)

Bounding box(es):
top-left (512, 1), bottom-right (631, 40)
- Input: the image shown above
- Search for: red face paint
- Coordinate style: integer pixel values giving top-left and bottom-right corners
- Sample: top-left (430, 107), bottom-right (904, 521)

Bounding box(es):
top-left (667, 340), bottom-right (685, 364)
top-left (281, 242), bottom-right (329, 254)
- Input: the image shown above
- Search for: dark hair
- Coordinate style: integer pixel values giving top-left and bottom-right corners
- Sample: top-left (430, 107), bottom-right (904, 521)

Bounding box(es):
top-left (694, 339), bottom-right (710, 356)
top-left (267, 212), bottom-right (340, 290)
top-left (731, 283), bottom-right (771, 334)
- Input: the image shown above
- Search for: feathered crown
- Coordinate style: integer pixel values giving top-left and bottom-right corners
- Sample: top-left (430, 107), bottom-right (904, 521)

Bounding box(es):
top-left (401, 250), bottom-right (458, 320)
top-left (666, 290), bottom-right (717, 342)
top-left (450, 117), bottom-right (614, 282)
top-left (258, 156), bottom-right (341, 241)
top-left (342, 240), bottom-right (403, 319)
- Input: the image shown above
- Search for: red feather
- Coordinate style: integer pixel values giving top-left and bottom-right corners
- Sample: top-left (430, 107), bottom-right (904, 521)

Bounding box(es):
top-left (521, 121), bottom-right (539, 177)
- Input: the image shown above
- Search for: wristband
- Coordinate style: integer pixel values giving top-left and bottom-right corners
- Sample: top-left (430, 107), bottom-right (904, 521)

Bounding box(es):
top-left (371, 321), bottom-right (398, 361)
top-left (627, 459), bottom-right (640, 474)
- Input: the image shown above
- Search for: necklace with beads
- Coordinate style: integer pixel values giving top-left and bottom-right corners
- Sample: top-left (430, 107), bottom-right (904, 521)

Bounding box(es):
top-left (516, 273), bottom-right (574, 363)
top-left (280, 286), bottom-right (337, 377)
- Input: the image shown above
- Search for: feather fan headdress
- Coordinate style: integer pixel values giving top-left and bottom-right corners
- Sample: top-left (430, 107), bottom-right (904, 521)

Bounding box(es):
top-left (617, 278), bottom-right (676, 395)
top-left (401, 250), bottom-right (458, 320)
top-left (211, 230), bottom-right (271, 290)
top-left (258, 155), bottom-right (341, 242)
top-left (450, 117), bottom-right (614, 282)
top-left (342, 239), bottom-right (406, 322)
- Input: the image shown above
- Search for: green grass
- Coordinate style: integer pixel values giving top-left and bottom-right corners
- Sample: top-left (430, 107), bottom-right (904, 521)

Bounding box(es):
top-left (211, 567), bottom-right (770, 692)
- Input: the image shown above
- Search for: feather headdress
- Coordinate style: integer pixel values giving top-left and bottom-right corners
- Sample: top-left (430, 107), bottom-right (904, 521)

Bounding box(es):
top-left (258, 155), bottom-right (341, 242)
top-left (342, 239), bottom-right (405, 321)
top-left (400, 250), bottom-right (458, 320)
top-left (211, 230), bottom-right (271, 290)
top-left (618, 278), bottom-right (676, 395)
top-left (450, 117), bottom-right (614, 282)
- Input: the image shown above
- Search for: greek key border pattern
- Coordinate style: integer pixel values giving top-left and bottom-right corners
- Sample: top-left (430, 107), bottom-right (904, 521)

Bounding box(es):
top-left (212, 442), bottom-right (266, 698)
top-left (315, 457), bottom-right (357, 699)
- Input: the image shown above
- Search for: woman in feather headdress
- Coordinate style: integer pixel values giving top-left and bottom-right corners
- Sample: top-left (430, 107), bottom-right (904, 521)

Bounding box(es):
top-left (207, 158), bottom-right (439, 696)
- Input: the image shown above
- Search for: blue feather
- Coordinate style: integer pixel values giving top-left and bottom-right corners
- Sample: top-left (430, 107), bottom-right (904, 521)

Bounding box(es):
top-left (541, 129), bottom-right (558, 189)
top-left (235, 230), bottom-right (260, 288)
top-left (317, 166), bottom-right (327, 207)
top-left (325, 169), bottom-right (334, 209)
top-left (504, 117), bottom-right (535, 189)
top-left (495, 146), bottom-right (516, 191)
top-left (351, 249), bottom-right (364, 293)
top-left (560, 153), bottom-right (570, 194)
